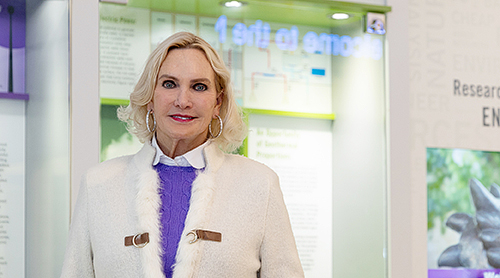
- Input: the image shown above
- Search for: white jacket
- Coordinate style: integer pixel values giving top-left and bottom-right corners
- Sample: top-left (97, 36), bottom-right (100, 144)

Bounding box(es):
top-left (61, 142), bottom-right (304, 277)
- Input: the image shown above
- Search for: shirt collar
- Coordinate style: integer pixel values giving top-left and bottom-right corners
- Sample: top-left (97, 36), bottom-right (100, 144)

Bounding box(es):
top-left (151, 135), bottom-right (208, 169)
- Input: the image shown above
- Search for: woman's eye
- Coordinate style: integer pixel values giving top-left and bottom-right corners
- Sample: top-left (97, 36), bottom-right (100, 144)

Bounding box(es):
top-left (162, 80), bottom-right (175, 89)
top-left (193, 83), bottom-right (207, 91)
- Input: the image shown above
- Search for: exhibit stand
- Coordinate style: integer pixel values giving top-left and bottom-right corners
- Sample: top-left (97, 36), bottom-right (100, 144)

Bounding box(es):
top-left (387, 0), bottom-right (500, 277)
top-left (97, 1), bottom-right (390, 277)
top-left (0, 0), bottom-right (74, 277)
top-left (0, 0), bottom-right (393, 277)
top-left (0, 0), bottom-right (27, 276)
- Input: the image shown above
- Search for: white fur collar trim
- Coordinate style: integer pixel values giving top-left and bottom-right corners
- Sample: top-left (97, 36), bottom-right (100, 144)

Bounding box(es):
top-left (133, 143), bottom-right (165, 278)
top-left (172, 143), bottom-right (224, 277)
top-left (133, 143), bottom-right (225, 277)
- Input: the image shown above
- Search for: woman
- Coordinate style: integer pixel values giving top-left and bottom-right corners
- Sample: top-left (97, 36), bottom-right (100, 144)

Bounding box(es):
top-left (61, 32), bottom-right (304, 277)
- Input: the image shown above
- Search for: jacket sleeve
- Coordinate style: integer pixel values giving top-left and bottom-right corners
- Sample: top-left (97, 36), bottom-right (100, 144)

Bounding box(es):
top-left (60, 175), bottom-right (95, 278)
top-left (259, 174), bottom-right (305, 278)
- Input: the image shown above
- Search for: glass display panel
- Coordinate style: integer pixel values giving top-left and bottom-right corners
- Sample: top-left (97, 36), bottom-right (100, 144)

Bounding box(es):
top-left (98, 1), bottom-right (389, 277)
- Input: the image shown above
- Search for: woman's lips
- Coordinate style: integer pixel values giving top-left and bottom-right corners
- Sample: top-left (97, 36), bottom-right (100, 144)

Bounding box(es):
top-left (170, 114), bottom-right (196, 122)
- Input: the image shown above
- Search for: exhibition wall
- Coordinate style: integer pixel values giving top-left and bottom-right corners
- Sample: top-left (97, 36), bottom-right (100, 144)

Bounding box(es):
top-left (415, 1), bottom-right (500, 277)
top-left (0, 0), bottom-right (27, 276)
top-left (2, 0), bottom-right (98, 277)
top-left (0, 0), bottom-right (395, 277)
top-left (387, 0), bottom-right (500, 277)
top-left (0, 0), bottom-right (73, 277)
top-left (0, 0), bottom-right (71, 276)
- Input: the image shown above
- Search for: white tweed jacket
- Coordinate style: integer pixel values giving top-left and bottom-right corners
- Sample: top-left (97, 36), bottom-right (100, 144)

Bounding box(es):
top-left (61, 142), bottom-right (304, 277)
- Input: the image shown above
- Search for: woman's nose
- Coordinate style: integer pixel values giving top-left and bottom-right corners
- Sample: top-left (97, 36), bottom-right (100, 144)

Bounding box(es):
top-left (174, 87), bottom-right (192, 109)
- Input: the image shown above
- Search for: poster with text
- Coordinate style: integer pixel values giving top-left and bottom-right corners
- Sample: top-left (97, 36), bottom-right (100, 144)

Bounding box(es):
top-left (98, 3), bottom-right (384, 115)
top-left (407, 1), bottom-right (500, 276)
top-left (241, 21), bottom-right (332, 114)
top-left (0, 0), bottom-right (25, 95)
top-left (428, 147), bottom-right (500, 278)
top-left (247, 114), bottom-right (332, 278)
top-left (0, 99), bottom-right (25, 277)
top-left (99, 3), bottom-right (150, 100)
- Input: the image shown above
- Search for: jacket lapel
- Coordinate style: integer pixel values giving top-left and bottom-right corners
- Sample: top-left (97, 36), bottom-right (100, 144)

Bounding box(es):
top-left (131, 142), bottom-right (225, 278)
top-left (173, 142), bottom-right (225, 277)
top-left (132, 143), bottom-right (165, 278)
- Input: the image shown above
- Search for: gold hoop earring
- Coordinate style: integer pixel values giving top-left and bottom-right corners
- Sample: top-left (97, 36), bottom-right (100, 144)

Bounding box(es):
top-left (209, 115), bottom-right (223, 139)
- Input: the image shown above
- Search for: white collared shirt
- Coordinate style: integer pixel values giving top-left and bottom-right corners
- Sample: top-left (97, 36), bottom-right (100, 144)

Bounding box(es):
top-left (151, 135), bottom-right (208, 169)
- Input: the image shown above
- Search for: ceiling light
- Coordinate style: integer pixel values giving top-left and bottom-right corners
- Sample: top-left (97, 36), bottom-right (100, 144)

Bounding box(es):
top-left (221, 1), bottom-right (247, 8)
top-left (331, 13), bottom-right (350, 20)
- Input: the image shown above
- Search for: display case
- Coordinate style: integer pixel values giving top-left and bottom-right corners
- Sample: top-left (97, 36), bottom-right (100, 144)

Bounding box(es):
top-left (0, 0), bottom-right (73, 277)
top-left (98, 0), bottom-right (390, 277)
top-left (0, 0), bottom-right (393, 276)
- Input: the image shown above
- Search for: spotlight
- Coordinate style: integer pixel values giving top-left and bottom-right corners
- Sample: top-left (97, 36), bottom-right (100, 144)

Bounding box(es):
top-left (331, 13), bottom-right (350, 20)
top-left (221, 1), bottom-right (247, 8)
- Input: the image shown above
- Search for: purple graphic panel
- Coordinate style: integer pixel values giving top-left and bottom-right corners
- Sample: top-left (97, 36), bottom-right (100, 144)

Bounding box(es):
top-left (0, 0), bottom-right (26, 96)
top-left (429, 269), bottom-right (500, 278)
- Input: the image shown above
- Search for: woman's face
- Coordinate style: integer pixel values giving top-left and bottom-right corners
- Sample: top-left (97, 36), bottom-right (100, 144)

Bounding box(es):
top-left (148, 48), bottom-right (221, 153)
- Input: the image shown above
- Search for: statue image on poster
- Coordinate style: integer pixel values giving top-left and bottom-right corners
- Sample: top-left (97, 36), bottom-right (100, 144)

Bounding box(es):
top-left (0, 0), bottom-right (25, 95)
top-left (427, 148), bottom-right (500, 277)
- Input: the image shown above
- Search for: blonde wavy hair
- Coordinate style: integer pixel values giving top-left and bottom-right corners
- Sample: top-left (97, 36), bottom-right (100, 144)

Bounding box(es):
top-left (117, 32), bottom-right (247, 153)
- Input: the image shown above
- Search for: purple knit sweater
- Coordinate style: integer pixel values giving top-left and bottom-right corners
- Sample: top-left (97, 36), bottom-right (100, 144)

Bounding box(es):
top-left (154, 164), bottom-right (199, 277)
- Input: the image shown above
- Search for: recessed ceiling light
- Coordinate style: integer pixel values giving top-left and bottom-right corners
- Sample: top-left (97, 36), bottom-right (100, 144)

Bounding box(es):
top-left (221, 1), bottom-right (247, 8)
top-left (331, 13), bottom-right (350, 20)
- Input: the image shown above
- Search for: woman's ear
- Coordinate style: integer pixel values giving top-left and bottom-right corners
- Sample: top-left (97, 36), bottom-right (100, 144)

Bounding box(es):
top-left (217, 93), bottom-right (223, 106)
top-left (147, 101), bottom-right (153, 111)
top-left (214, 92), bottom-right (223, 114)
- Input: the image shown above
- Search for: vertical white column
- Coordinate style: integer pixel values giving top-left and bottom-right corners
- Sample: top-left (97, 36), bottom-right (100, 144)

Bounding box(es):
top-left (69, 0), bottom-right (100, 214)
top-left (25, 0), bottom-right (71, 276)
top-left (385, 0), bottom-right (412, 277)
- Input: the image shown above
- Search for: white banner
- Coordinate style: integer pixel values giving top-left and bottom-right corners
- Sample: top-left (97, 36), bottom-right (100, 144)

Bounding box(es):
top-left (247, 114), bottom-right (332, 278)
top-left (99, 4), bottom-right (150, 100)
top-left (0, 99), bottom-right (25, 277)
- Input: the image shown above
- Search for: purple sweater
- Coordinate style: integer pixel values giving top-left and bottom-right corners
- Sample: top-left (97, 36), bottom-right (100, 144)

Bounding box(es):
top-left (154, 164), bottom-right (199, 277)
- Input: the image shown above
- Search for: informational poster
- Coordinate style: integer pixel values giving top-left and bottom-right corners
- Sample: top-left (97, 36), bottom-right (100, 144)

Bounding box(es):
top-left (247, 114), bottom-right (332, 278)
top-left (174, 14), bottom-right (196, 34)
top-left (99, 4), bottom-right (150, 100)
top-left (0, 0), bottom-right (25, 95)
top-left (0, 99), bottom-right (25, 277)
top-left (151, 11), bottom-right (173, 50)
top-left (427, 148), bottom-right (500, 277)
top-left (404, 1), bottom-right (500, 277)
top-left (99, 2), bottom-right (384, 113)
top-left (242, 22), bottom-right (332, 114)
top-left (198, 16), bottom-right (245, 101)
